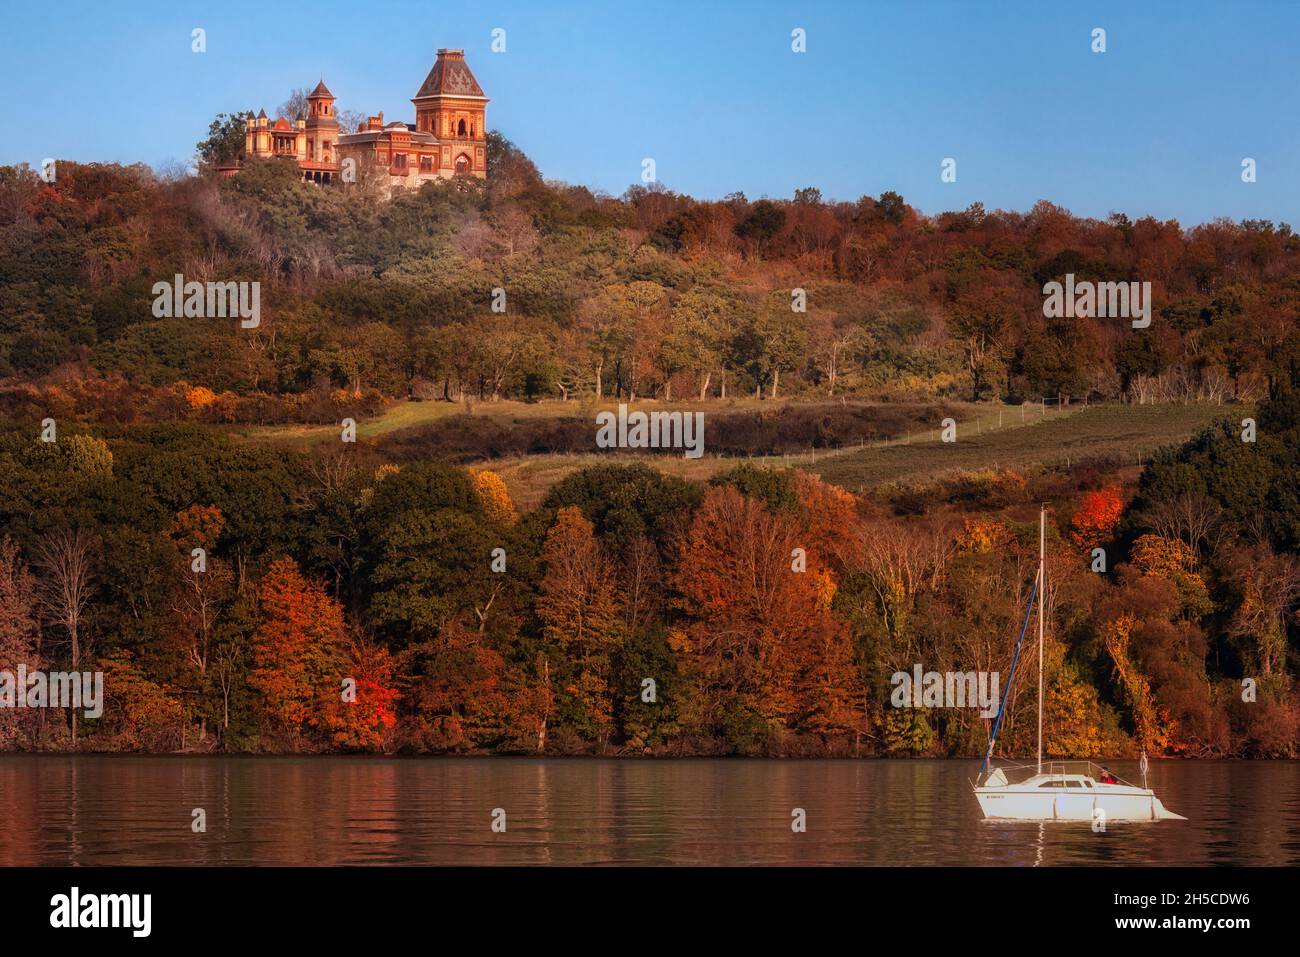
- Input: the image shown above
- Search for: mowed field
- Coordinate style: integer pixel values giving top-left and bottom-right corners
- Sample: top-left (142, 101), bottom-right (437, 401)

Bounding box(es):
top-left (231, 396), bottom-right (770, 447)
top-left (472, 402), bottom-right (1237, 508)
top-left (227, 398), bottom-right (1237, 509)
top-left (809, 401), bottom-right (1236, 493)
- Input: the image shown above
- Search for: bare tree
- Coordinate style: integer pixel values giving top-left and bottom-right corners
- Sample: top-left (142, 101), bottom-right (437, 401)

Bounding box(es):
top-left (1144, 491), bottom-right (1222, 554)
top-left (850, 516), bottom-right (955, 660)
top-left (32, 529), bottom-right (98, 745)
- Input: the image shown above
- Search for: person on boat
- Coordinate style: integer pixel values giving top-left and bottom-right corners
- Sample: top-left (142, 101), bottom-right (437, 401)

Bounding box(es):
top-left (1099, 768), bottom-right (1118, 784)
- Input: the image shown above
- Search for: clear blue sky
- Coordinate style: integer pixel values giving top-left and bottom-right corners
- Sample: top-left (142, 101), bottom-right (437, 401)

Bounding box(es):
top-left (2, 0), bottom-right (1297, 225)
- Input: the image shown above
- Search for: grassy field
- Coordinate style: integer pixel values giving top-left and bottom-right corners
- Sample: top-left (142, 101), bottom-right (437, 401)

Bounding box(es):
top-left (465, 402), bottom-right (1237, 508)
top-left (227, 397), bottom-right (1237, 508)
top-left (809, 401), bottom-right (1236, 493)
top-left (232, 396), bottom-right (776, 448)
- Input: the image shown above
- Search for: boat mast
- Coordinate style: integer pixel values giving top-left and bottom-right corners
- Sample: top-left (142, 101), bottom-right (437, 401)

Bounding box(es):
top-left (1037, 504), bottom-right (1044, 774)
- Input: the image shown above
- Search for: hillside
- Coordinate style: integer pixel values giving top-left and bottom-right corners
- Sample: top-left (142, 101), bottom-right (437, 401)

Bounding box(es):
top-left (0, 145), bottom-right (1297, 761)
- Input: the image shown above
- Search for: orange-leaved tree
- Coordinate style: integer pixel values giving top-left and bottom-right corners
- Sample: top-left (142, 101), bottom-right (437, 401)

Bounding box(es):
top-left (1070, 486), bottom-right (1124, 551)
top-left (250, 557), bottom-right (352, 745)
top-left (328, 636), bottom-right (400, 751)
top-left (401, 620), bottom-right (552, 752)
top-left (673, 485), bottom-right (861, 750)
top-left (471, 469), bottom-right (518, 525)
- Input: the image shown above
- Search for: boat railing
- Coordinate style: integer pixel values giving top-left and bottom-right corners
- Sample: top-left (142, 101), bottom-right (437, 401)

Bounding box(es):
top-left (977, 760), bottom-right (1141, 788)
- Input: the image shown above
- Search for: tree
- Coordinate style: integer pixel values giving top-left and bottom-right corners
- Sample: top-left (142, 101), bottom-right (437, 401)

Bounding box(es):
top-left (660, 291), bottom-right (730, 399)
top-left (949, 289), bottom-right (1012, 400)
top-left (537, 507), bottom-right (623, 746)
top-left (0, 537), bottom-right (40, 747)
top-left (1070, 487), bottom-right (1124, 551)
top-left (400, 621), bottom-right (550, 752)
top-left (471, 470), bottom-right (518, 525)
top-left (330, 636), bottom-right (399, 750)
top-left (361, 464), bottom-right (529, 643)
top-left (196, 112), bottom-right (247, 168)
top-left (735, 200), bottom-right (786, 256)
top-left (164, 505), bottom-right (234, 744)
top-left (32, 529), bottom-right (98, 745)
top-left (1224, 545), bottom-right (1300, 679)
top-left (876, 190), bottom-right (908, 225)
top-left (1102, 613), bottom-right (1176, 754)
top-left (673, 486), bottom-right (861, 751)
top-left (96, 652), bottom-right (184, 750)
top-left (278, 90), bottom-right (310, 122)
top-left (250, 557), bottom-right (349, 745)
top-left (485, 131), bottom-right (543, 197)
top-left (735, 295), bottom-right (808, 399)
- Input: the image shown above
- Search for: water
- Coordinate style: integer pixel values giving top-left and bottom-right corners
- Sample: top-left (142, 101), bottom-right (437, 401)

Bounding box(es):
top-left (0, 756), bottom-right (1295, 866)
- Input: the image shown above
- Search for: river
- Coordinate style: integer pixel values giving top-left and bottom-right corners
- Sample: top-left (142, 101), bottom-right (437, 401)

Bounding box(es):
top-left (0, 756), bottom-right (1295, 866)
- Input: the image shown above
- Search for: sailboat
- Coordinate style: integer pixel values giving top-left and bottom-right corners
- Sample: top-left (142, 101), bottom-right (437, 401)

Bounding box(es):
top-left (972, 506), bottom-right (1186, 822)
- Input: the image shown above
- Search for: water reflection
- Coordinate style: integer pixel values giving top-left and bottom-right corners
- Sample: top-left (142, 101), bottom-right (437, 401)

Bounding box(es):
top-left (0, 756), bottom-right (1295, 866)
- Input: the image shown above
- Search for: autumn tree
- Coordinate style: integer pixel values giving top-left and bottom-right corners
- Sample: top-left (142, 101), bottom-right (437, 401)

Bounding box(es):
top-left (329, 636), bottom-right (400, 751)
top-left (673, 486), bottom-right (862, 752)
top-left (659, 290), bottom-right (729, 400)
top-left (1223, 544), bottom-right (1300, 680)
top-left (250, 557), bottom-right (351, 746)
top-left (1070, 486), bottom-right (1124, 551)
top-left (165, 505), bottom-right (234, 743)
top-left (0, 537), bottom-right (40, 747)
top-left (96, 652), bottom-right (184, 751)
top-left (472, 470), bottom-right (518, 525)
top-left (537, 507), bottom-right (623, 746)
top-left (400, 620), bottom-right (550, 752)
top-left (1102, 613), bottom-right (1177, 754)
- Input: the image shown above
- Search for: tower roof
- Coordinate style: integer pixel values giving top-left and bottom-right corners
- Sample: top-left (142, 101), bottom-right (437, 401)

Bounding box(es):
top-left (308, 78), bottom-right (333, 99)
top-left (413, 49), bottom-right (486, 100)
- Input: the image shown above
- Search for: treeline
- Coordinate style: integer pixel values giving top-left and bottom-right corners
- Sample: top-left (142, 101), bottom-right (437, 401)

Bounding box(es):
top-left (2, 136), bottom-right (1299, 417)
top-left (1, 374), bottom-right (1297, 756)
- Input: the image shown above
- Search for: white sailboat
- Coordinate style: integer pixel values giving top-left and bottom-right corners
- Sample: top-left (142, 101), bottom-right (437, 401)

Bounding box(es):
top-left (972, 506), bottom-right (1186, 823)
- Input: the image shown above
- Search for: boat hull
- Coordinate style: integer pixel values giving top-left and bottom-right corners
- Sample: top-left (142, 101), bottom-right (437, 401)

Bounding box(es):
top-left (975, 784), bottom-right (1185, 822)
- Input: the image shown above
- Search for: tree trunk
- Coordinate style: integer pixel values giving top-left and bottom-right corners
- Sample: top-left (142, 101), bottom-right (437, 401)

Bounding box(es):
top-left (70, 622), bottom-right (78, 746)
top-left (536, 659), bottom-right (551, 752)
top-left (698, 371), bottom-right (711, 401)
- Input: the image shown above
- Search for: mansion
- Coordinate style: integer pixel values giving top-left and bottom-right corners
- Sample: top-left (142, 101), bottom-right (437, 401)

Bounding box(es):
top-left (238, 48), bottom-right (488, 188)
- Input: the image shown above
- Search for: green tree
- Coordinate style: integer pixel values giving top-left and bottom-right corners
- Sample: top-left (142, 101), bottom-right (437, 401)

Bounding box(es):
top-left (196, 112), bottom-right (247, 168)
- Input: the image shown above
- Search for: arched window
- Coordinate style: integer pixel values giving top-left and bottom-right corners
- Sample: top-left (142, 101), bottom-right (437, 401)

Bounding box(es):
top-left (455, 154), bottom-right (470, 173)
top-left (457, 119), bottom-right (466, 136)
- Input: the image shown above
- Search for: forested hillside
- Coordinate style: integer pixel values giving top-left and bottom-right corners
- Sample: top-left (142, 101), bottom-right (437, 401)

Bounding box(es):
top-left (2, 134), bottom-right (1298, 415)
top-left (0, 137), bottom-right (1296, 757)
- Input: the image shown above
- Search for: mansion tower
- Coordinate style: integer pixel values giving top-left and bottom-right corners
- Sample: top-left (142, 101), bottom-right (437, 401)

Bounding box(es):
top-left (240, 49), bottom-right (488, 189)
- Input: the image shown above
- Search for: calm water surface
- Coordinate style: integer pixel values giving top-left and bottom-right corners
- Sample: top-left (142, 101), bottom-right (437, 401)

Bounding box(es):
top-left (0, 756), bottom-right (1295, 866)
